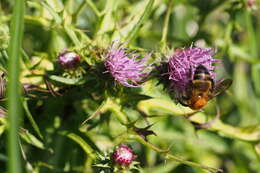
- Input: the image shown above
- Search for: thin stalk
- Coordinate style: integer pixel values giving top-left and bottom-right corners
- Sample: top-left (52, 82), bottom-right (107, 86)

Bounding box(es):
top-left (23, 100), bottom-right (43, 140)
top-left (244, 6), bottom-right (257, 59)
top-left (81, 98), bottom-right (129, 126)
top-left (160, 0), bottom-right (173, 51)
top-left (72, 1), bottom-right (86, 22)
top-left (107, 98), bottom-right (129, 125)
top-left (126, 0), bottom-right (154, 44)
top-left (131, 133), bottom-right (222, 173)
top-left (85, 0), bottom-right (101, 17)
top-left (7, 0), bottom-right (25, 173)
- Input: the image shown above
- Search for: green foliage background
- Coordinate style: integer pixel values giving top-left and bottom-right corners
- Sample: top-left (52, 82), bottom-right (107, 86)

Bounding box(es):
top-left (1, 0), bottom-right (260, 173)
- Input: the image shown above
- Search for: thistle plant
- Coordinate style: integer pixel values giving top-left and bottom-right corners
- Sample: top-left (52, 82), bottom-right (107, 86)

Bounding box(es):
top-left (1, 1), bottom-right (260, 173)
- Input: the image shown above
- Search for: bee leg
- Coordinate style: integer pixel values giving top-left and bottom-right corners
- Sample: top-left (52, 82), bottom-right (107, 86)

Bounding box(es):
top-left (194, 105), bottom-right (220, 129)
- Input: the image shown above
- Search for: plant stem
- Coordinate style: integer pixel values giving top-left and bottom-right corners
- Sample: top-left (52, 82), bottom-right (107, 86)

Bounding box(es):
top-left (126, 0), bottom-right (154, 44)
top-left (138, 98), bottom-right (260, 142)
top-left (7, 0), bottom-right (25, 173)
top-left (72, 1), bottom-right (86, 22)
top-left (160, 0), bottom-right (173, 51)
top-left (131, 133), bottom-right (221, 173)
top-left (85, 0), bottom-right (101, 17)
top-left (107, 98), bottom-right (129, 125)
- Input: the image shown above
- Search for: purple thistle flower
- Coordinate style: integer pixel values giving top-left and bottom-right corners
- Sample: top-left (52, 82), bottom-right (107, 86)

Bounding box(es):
top-left (58, 50), bottom-right (80, 69)
top-left (112, 144), bottom-right (136, 166)
top-left (168, 47), bottom-right (220, 93)
top-left (104, 44), bottom-right (151, 87)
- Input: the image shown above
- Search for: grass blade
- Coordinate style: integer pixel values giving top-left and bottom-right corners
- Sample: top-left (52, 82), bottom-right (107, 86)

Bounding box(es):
top-left (160, 0), bottom-right (173, 51)
top-left (23, 100), bottom-right (43, 140)
top-left (7, 0), bottom-right (25, 173)
top-left (125, 0), bottom-right (154, 43)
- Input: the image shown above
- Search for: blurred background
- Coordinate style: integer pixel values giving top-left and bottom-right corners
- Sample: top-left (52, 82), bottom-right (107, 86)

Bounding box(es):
top-left (0, 0), bottom-right (260, 173)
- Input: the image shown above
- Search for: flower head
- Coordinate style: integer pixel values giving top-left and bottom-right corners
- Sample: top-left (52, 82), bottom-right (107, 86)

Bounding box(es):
top-left (112, 144), bottom-right (136, 166)
top-left (104, 44), bottom-right (151, 87)
top-left (247, 0), bottom-right (255, 8)
top-left (58, 50), bottom-right (80, 69)
top-left (168, 47), bottom-right (219, 93)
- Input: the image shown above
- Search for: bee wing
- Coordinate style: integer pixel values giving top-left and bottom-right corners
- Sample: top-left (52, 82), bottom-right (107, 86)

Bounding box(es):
top-left (209, 79), bottom-right (232, 99)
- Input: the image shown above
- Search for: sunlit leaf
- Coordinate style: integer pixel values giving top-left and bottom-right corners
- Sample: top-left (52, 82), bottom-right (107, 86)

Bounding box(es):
top-left (49, 75), bottom-right (86, 85)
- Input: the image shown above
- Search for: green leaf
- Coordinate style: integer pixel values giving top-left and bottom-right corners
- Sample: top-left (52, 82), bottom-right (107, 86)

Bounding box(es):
top-left (96, 0), bottom-right (118, 37)
top-left (19, 128), bottom-right (45, 150)
top-left (254, 143), bottom-right (260, 159)
top-left (252, 64), bottom-right (260, 95)
top-left (137, 98), bottom-right (195, 116)
top-left (41, 1), bottom-right (62, 25)
top-left (124, 0), bottom-right (154, 43)
top-left (141, 161), bottom-right (179, 173)
top-left (49, 75), bottom-right (86, 85)
top-left (64, 25), bottom-right (81, 47)
top-left (23, 100), bottom-right (43, 140)
top-left (60, 131), bottom-right (96, 159)
top-left (0, 117), bottom-right (6, 136)
top-left (85, 0), bottom-right (101, 17)
top-left (45, 0), bottom-right (64, 12)
top-left (0, 153), bottom-right (8, 162)
top-left (190, 113), bottom-right (260, 142)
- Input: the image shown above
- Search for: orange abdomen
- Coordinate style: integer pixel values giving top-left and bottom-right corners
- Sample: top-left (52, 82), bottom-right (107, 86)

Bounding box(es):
top-left (191, 97), bottom-right (208, 110)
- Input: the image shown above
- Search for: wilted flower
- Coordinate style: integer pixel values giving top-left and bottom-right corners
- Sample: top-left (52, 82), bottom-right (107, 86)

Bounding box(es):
top-left (104, 44), bottom-right (151, 87)
top-left (58, 50), bottom-right (80, 69)
top-left (168, 47), bottom-right (219, 93)
top-left (112, 144), bottom-right (136, 166)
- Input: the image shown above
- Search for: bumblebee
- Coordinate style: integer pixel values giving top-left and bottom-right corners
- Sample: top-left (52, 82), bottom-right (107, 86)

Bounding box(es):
top-left (178, 65), bottom-right (232, 110)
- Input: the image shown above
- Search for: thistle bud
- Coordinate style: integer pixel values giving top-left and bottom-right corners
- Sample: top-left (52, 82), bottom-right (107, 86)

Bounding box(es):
top-left (58, 50), bottom-right (80, 69)
top-left (112, 144), bottom-right (136, 166)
